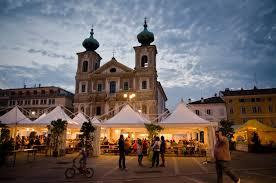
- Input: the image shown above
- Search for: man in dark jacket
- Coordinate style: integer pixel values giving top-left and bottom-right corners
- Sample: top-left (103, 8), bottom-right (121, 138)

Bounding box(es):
top-left (118, 135), bottom-right (126, 169)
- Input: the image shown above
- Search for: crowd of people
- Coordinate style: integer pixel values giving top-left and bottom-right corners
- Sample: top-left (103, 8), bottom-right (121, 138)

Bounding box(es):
top-left (14, 134), bottom-right (49, 150)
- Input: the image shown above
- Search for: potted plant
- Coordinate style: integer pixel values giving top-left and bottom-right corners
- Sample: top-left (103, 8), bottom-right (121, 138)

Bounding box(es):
top-left (50, 119), bottom-right (67, 157)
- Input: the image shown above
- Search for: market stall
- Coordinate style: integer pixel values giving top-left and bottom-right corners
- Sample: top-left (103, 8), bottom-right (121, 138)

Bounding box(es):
top-left (159, 100), bottom-right (218, 157)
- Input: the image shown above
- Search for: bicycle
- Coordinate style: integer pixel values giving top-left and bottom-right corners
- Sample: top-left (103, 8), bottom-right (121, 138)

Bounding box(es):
top-left (64, 159), bottom-right (94, 178)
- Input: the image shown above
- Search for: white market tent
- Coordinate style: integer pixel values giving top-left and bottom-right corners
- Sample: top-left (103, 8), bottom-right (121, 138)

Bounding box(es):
top-left (0, 106), bottom-right (32, 125)
top-left (160, 100), bottom-right (211, 127)
top-left (73, 112), bottom-right (88, 125)
top-left (33, 106), bottom-right (79, 126)
top-left (160, 100), bottom-right (218, 158)
top-left (101, 104), bottom-right (150, 127)
top-left (90, 117), bottom-right (101, 125)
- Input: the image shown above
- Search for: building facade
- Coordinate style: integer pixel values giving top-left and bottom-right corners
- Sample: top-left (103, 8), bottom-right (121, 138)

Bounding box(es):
top-left (0, 86), bottom-right (74, 119)
top-left (220, 87), bottom-right (276, 127)
top-left (188, 96), bottom-right (227, 122)
top-left (74, 20), bottom-right (167, 121)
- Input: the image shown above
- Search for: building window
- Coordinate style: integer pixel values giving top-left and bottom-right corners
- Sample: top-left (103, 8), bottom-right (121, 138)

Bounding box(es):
top-left (206, 109), bottom-right (211, 115)
top-left (35, 100), bottom-right (39, 105)
top-left (96, 106), bottom-right (101, 115)
top-left (32, 100), bottom-right (35, 105)
top-left (34, 90), bottom-right (37, 95)
top-left (269, 105), bottom-right (273, 113)
top-left (110, 81), bottom-right (116, 94)
top-left (95, 62), bottom-right (99, 70)
top-left (142, 105), bottom-right (147, 114)
top-left (141, 55), bottom-right (148, 67)
top-left (41, 90), bottom-right (45, 95)
top-left (110, 68), bottom-right (116, 73)
top-left (81, 84), bottom-right (86, 93)
top-left (241, 107), bottom-right (246, 114)
top-left (123, 82), bottom-right (129, 90)
top-left (40, 99), bottom-right (44, 105)
top-left (195, 110), bottom-right (200, 116)
top-left (142, 80), bottom-right (147, 89)
top-left (230, 108), bottom-right (234, 114)
top-left (82, 61), bottom-right (88, 72)
top-left (251, 98), bottom-right (256, 102)
top-left (81, 107), bottom-right (84, 113)
top-left (256, 98), bottom-right (261, 102)
top-left (239, 98), bottom-right (245, 102)
top-left (257, 106), bottom-right (262, 113)
top-left (252, 106), bottom-right (257, 113)
top-left (97, 83), bottom-right (102, 92)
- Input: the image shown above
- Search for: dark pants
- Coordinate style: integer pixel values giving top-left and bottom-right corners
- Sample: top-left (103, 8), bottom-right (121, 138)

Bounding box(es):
top-left (119, 154), bottom-right (126, 168)
top-left (160, 152), bottom-right (165, 166)
top-left (152, 151), bottom-right (160, 167)
top-left (216, 160), bottom-right (239, 183)
top-left (138, 155), bottom-right (143, 165)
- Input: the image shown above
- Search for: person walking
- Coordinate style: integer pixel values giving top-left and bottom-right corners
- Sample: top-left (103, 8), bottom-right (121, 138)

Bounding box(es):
top-left (151, 136), bottom-right (161, 168)
top-left (118, 135), bottom-right (126, 169)
top-left (137, 139), bottom-right (143, 166)
top-left (214, 129), bottom-right (240, 183)
top-left (160, 136), bottom-right (166, 167)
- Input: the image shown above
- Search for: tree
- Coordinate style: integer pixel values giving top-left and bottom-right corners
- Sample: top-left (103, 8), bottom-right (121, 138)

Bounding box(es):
top-left (144, 123), bottom-right (164, 142)
top-left (0, 122), bottom-right (12, 166)
top-left (219, 119), bottom-right (235, 139)
top-left (80, 120), bottom-right (96, 155)
top-left (50, 119), bottom-right (67, 157)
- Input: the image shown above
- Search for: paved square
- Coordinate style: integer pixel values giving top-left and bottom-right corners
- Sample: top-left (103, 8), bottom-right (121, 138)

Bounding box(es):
top-left (0, 151), bottom-right (275, 183)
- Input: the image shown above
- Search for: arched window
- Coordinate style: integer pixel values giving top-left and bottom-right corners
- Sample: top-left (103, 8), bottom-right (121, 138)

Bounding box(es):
top-left (82, 61), bottom-right (88, 72)
top-left (141, 55), bottom-right (148, 67)
top-left (81, 107), bottom-right (84, 113)
top-left (94, 62), bottom-right (99, 70)
top-left (110, 68), bottom-right (116, 73)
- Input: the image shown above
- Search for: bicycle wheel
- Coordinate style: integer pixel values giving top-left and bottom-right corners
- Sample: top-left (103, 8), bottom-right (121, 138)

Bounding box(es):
top-left (85, 168), bottom-right (94, 178)
top-left (65, 168), bottom-right (76, 178)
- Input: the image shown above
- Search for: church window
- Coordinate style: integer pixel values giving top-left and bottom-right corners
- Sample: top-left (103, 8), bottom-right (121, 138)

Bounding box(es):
top-left (110, 81), bottom-right (116, 93)
top-left (123, 82), bottom-right (129, 90)
top-left (81, 84), bottom-right (86, 93)
top-left (142, 80), bottom-right (147, 89)
top-left (95, 62), bottom-right (99, 70)
top-left (96, 106), bottom-right (101, 115)
top-left (141, 55), bottom-right (148, 67)
top-left (110, 68), bottom-right (116, 73)
top-left (82, 61), bottom-right (88, 72)
top-left (142, 105), bottom-right (147, 114)
top-left (97, 83), bottom-right (102, 92)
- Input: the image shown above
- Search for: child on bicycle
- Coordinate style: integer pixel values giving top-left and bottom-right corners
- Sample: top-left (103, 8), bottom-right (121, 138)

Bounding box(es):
top-left (74, 147), bottom-right (87, 172)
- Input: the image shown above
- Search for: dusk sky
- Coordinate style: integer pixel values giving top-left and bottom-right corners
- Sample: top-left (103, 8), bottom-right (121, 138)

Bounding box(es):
top-left (0, 0), bottom-right (275, 109)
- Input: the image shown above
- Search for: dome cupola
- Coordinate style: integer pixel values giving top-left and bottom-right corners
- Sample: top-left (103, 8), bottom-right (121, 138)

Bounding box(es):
top-left (137, 18), bottom-right (154, 46)
top-left (82, 27), bottom-right (99, 51)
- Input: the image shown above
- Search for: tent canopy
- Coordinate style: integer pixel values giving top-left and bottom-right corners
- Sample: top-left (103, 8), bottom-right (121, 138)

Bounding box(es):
top-left (90, 117), bottom-right (101, 125)
top-left (236, 119), bottom-right (276, 132)
top-left (33, 106), bottom-right (78, 126)
top-left (0, 106), bottom-right (32, 124)
top-left (160, 100), bottom-right (211, 126)
top-left (73, 112), bottom-right (88, 125)
top-left (101, 104), bottom-right (150, 127)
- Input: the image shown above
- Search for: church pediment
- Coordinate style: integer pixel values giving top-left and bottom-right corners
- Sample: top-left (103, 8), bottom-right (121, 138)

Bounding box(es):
top-left (93, 57), bottom-right (134, 74)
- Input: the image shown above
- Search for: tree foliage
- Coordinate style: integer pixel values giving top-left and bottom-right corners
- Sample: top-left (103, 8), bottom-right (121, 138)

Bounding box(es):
top-left (0, 122), bottom-right (12, 165)
top-left (144, 123), bottom-right (164, 141)
top-left (80, 120), bottom-right (96, 151)
top-left (219, 119), bottom-right (235, 139)
top-left (50, 119), bottom-right (67, 154)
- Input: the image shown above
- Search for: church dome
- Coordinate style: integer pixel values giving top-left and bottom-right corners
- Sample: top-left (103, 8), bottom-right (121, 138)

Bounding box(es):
top-left (137, 18), bottom-right (154, 46)
top-left (82, 28), bottom-right (99, 51)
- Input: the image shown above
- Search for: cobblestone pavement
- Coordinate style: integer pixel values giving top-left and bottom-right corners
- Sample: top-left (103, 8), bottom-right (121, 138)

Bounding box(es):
top-left (0, 151), bottom-right (276, 183)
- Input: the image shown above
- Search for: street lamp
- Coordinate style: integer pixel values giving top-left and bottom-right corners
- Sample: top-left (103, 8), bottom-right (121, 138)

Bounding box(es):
top-left (31, 111), bottom-right (36, 115)
top-left (123, 93), bottom-right (136, 101)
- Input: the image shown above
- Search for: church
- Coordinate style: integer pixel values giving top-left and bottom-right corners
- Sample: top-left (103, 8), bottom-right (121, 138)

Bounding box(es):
top-left (74, 19), bottom-right (167, 121)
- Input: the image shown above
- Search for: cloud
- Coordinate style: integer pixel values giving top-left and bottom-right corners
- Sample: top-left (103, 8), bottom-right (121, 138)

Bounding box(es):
top-left (0, 0), bottom-right (275, 109)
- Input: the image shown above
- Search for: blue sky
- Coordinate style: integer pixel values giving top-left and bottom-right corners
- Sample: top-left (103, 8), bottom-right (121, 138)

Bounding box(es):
top-left (0, 0), bottom-right (275, 109)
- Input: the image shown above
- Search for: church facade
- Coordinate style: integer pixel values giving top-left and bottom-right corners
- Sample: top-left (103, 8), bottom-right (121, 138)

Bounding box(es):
top-left (74, 20), bottom-right (167, 121)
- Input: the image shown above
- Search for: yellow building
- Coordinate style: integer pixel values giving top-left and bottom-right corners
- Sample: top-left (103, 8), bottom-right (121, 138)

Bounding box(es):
top-left (220, 87), bottom-right (276, 127)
